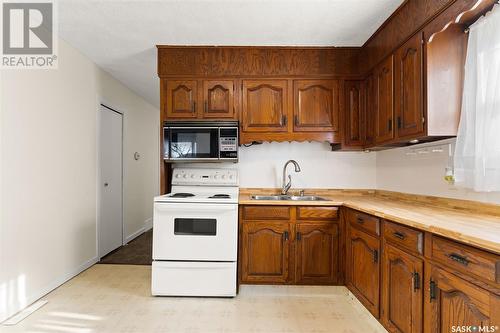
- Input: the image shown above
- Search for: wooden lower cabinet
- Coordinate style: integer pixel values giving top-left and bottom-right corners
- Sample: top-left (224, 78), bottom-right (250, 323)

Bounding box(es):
top-left (382, 244), bottom-right (423, 333)
top-left (240, 222), bottom-right (290, 284)
top-left (295, 223), bottom-right (339, 284)
top-left (239, 205), bottom-right (339, 285)
top-left (346, 226), bottom-right (381, 317)
top-left (425, 265), bottom-right (500, 333)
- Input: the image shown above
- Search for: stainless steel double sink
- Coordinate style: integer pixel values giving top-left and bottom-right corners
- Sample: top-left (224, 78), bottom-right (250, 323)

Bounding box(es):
top-left (251, 195), bottom-right (328, 201)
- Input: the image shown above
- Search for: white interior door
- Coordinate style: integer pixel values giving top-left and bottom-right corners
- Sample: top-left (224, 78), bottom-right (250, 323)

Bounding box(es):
top-left (99, 104), bottom-right (123, 258)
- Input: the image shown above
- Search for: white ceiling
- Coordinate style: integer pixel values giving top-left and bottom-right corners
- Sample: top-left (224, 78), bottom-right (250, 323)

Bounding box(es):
top-left (58, 0), bottom-right (404, 107)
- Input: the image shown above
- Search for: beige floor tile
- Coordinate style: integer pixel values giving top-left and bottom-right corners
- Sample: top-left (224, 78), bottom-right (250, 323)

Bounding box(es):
top-left (1, 265), bottom-right (387, 333)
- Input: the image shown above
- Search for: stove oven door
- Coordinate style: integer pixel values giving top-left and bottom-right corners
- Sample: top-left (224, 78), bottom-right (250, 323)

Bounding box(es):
top-left (153, 202), bottom-right (238, 261)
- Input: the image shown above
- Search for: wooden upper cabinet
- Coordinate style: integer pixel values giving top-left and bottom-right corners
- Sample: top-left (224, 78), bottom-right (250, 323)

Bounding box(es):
top-left (295, 223), bottom-right (339, 285)
top-left (365, 75), bottom-right (375, 146)
top-left (240, 222), bottom-right (290, 284)
top-left (344, 80), bottom-right (365, 147)
top-left (347, 226), bottom-right (381, 317)
top-left (425, 265), bottom-right (500, 333)
top-left (241, 80), bottom-right (288, 132)
top-left (382, 244), bottom-right (423, 333)
top-left (164, 80), bottom-right (198, 119)
top-left (395, 33), bottom-right (424, 138)
top-left (374, 56), bottom-right (395, 144)
top-left (293, 80), bottom-right (339, 132)
top-left (202, 80), bottom-right (235, 119)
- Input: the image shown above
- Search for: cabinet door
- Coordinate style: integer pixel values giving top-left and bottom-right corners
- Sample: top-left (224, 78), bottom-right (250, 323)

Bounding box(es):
top-left (165, 80), bottom-right (198, 119)
top-left (295, 223), bottom-right (339, 285)
top-left (241, 80), bottom-right (288, 132)
top-left (395, 33), bottom-right (424, 138)
top-left (382, 244), bottom-right (423, 333)
top-left (365, 75), bottom-right (375, 146)
top-left (293, 80), bottom-right (339, 132)
top-left (347, 226), bottom-right (381, 317)
top-left (375, 56), bottom-right (395, 144)
top-left (344, 80), bottom-right (365, 147)
top-left (425, 265), bottom-right (500, 333)
top-left (202, 80), bottom-right (235, 119)
top-left (241, 222), bottom-right (290, 284)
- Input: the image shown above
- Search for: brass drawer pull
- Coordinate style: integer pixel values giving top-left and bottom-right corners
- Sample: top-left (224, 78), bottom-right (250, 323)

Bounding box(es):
top-left (357, 217), bottom-right (365, 224)
top-left (448, 253), bottom-right (469, 266)
top-left (393, 231), bottom-right (406, 240)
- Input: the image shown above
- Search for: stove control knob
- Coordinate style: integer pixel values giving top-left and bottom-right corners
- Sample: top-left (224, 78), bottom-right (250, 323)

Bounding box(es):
top-left (183, 174), bottom-right (188, 179)
top-left (229, 174), bottom-right (234, 179)
top-left (221, 174), bottom-right (226, 179)
top-left (175, 174), bottom-right (181, 178)
top-left (190, 174), bottom-right (195, 179)
top-left (214, 174), bottom-right (219, 179)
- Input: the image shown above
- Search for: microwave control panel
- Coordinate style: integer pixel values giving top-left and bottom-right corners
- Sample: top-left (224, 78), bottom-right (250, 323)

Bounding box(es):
top-left (219, 128), bottom-right (238, 159)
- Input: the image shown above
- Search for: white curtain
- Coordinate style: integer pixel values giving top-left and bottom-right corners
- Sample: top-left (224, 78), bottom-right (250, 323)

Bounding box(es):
top-left (454, 4), bottom-right (500, 192)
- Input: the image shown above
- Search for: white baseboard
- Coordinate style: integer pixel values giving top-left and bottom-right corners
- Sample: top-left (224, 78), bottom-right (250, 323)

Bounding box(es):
top-left (144, 217), bottom-right (153, 231)
top-left (1, 256), bottom-right (98, 324)
top-left (125, 217), bottom-right (152, 244)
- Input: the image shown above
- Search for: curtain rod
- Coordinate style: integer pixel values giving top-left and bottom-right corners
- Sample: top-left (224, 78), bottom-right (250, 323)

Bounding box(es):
top-left (465, 0), bottom-right (499, 33)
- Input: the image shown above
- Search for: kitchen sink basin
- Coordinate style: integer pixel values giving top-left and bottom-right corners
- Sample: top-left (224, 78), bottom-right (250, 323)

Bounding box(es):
top-left (251, 195), bottom-right (290, 200)
top-left (251, 195), bottom-right (328, 201)
top-left (287, 196), bottom-right (328, 201)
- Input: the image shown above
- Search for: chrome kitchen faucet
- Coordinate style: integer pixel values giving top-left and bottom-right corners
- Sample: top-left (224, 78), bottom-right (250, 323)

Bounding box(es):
top-left (281, 160), bottom-right (301, 195)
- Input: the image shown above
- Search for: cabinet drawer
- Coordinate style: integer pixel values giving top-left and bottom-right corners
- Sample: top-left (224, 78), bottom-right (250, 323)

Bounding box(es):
top-left (242, 206), bottom-right (290, 220)
top-left (383, 221), bottom-right (423, 255)
top-left (431, 236), bottom-right (500, 284)
top-left (297, 207), bottom-right (338, 221)
top-left (347, 209), bottom-right (380, 236)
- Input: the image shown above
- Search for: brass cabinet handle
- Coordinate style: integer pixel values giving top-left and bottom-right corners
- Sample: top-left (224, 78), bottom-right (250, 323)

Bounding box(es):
top-left (204, 101), bottom-right (208, 113)
top-left (296, 232), bottom-right (302, 241)
top-left (373, 249), bottom-right (379, 263)
top-left (283, 231), bottom-right (289, 241)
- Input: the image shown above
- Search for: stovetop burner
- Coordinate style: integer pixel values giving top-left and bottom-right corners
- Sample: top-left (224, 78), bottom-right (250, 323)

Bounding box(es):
top-left (208, 194), bottom-right (231, 199)
top-left (170, 193), bottom-right (195, 198)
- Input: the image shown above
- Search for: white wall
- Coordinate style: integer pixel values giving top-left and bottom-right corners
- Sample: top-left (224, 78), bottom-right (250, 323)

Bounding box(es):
top-left (376, 139), bottom-right (500, 204)
top-left (237, 142), bottom-right (376, 189)
top-left (0, 39), bottom-right (159, 322)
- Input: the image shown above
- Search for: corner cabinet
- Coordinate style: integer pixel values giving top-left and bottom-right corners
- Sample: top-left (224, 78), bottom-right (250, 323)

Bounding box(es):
top-left (345, 209), bottom-right (382, 317)
top-left (374, 55), bottom-right (395, 145)
top-left (343, 80), bottom-right (365, 149)
top-left (382, 244), bottom-right (423, 333)
top-left (239, 205), bottom-right (340, 285)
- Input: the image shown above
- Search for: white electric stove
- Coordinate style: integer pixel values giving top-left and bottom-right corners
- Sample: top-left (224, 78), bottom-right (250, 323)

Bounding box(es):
top-left (152, 168), bottom-right (239, 297)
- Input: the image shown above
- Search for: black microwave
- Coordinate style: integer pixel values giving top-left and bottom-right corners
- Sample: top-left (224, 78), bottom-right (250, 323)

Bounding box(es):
top-left (163, 121), bottom-right (238, 162)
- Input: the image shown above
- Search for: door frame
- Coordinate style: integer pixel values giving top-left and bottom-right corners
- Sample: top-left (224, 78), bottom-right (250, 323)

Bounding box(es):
top-left (96, 99), bottom-right (125, 259)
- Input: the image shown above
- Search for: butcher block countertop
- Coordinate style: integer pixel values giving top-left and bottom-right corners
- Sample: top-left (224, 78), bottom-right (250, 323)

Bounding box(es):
top-left (239, 189), bottom-right (500, 254)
